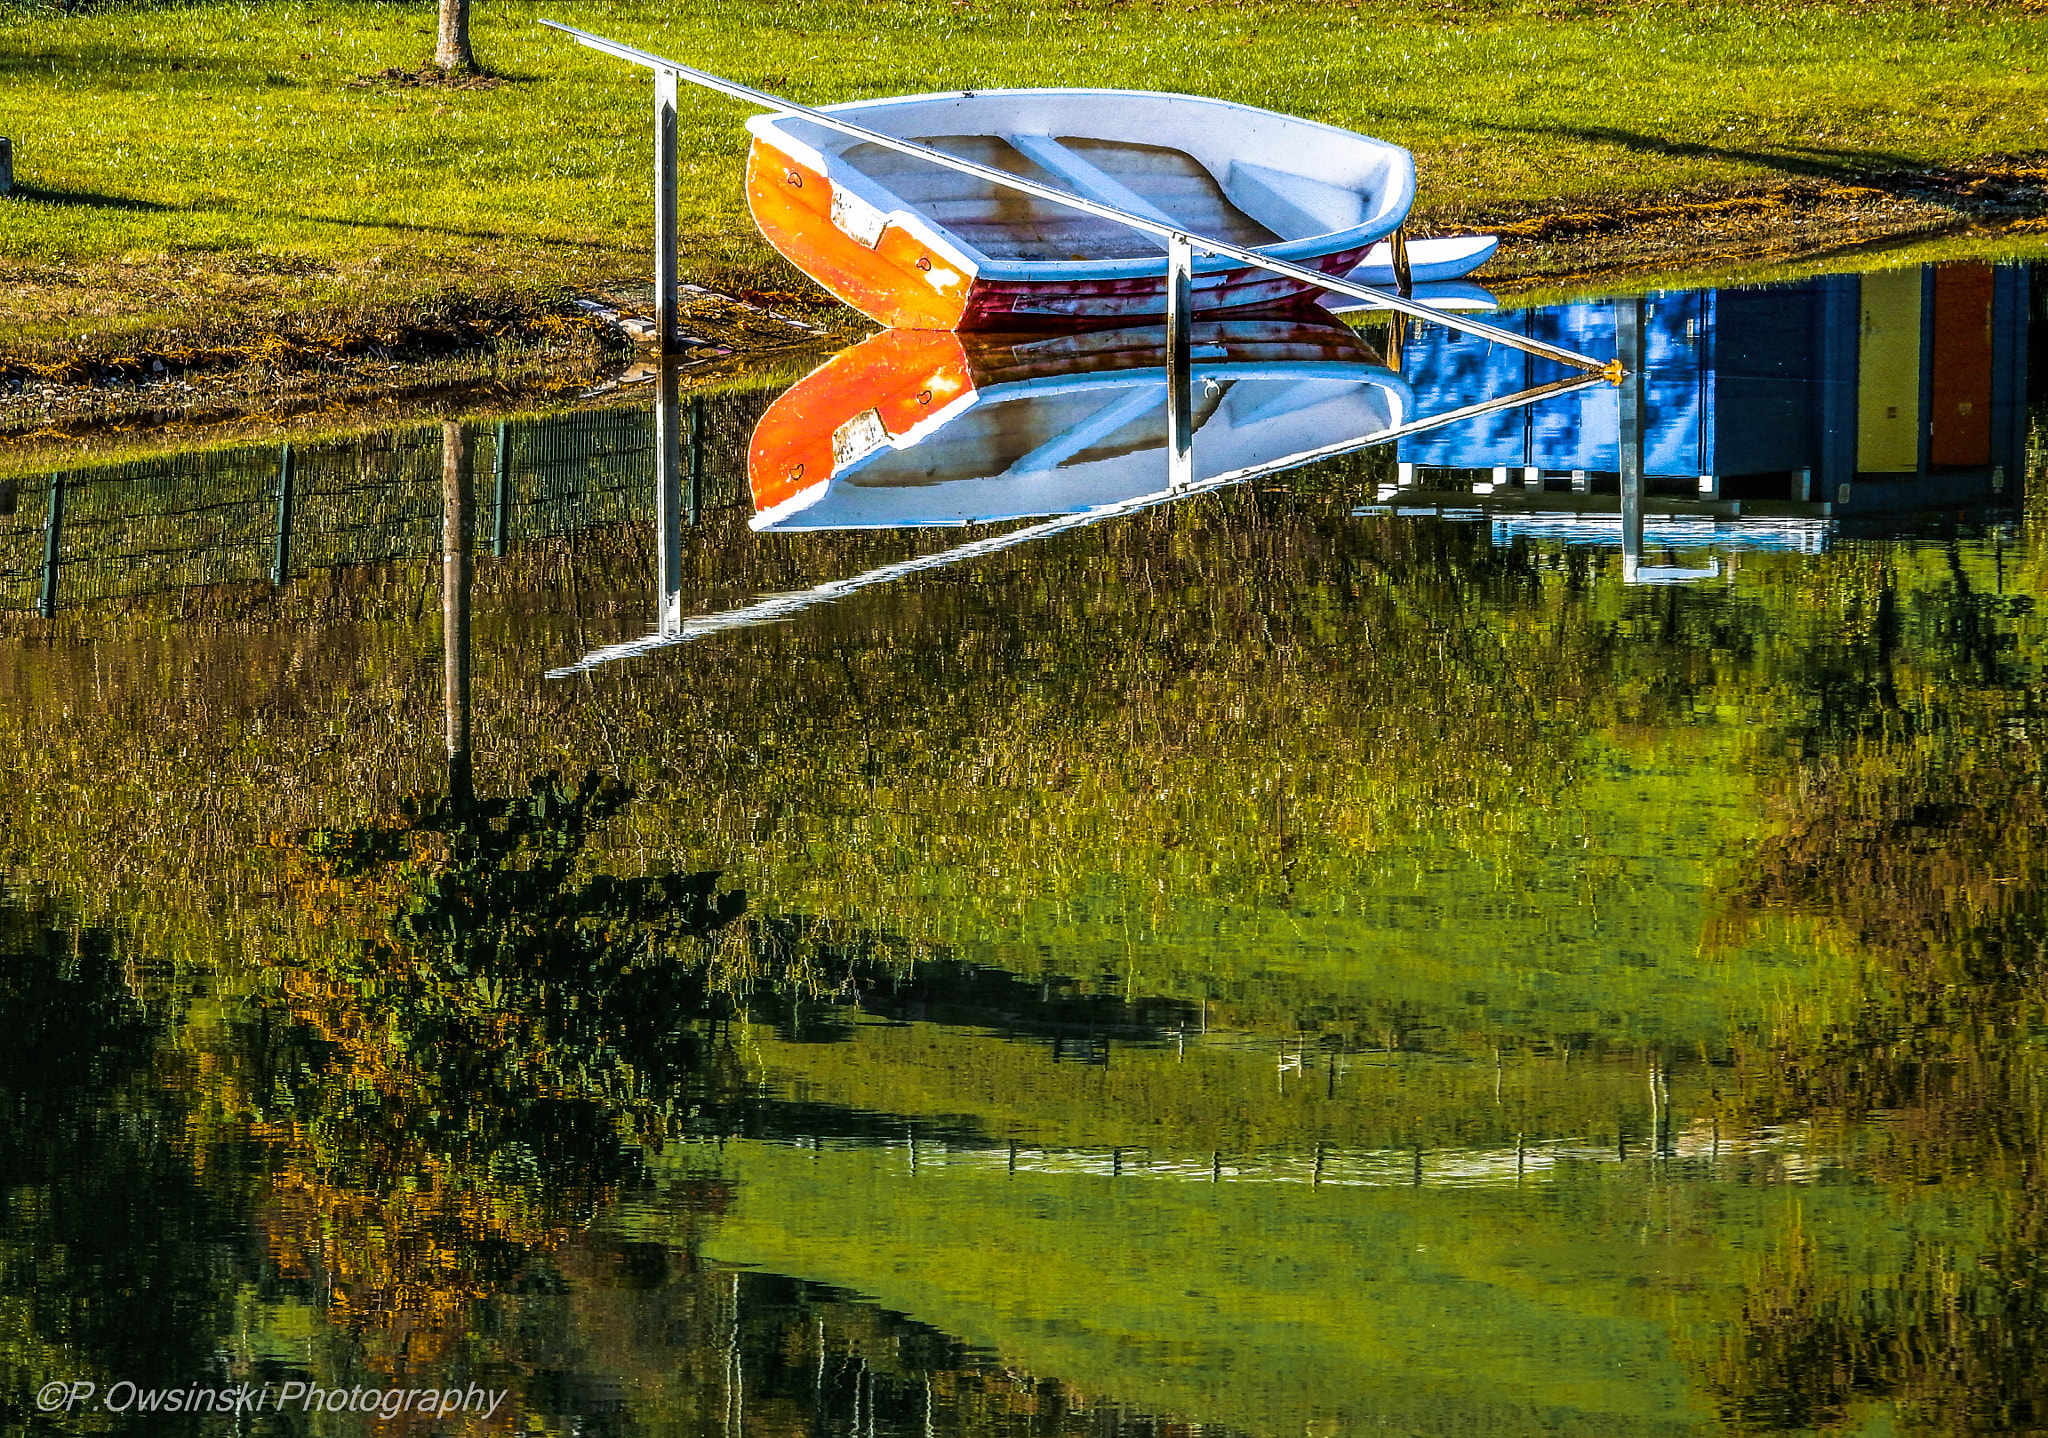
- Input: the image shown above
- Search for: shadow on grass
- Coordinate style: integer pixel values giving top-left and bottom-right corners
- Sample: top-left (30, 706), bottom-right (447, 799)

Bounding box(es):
top-left (4, 184), bottom-right (176, 212)
top-left (1475, 121), bottom-right (1931, 186)
top-left (0, 49), bottom-right (539, 87)
top-left (2, 0), bottom-right (425, 12)
top-left (245, 205), bottom-right (611, 247)
top-left (0, 184), bottom-right (608, 247)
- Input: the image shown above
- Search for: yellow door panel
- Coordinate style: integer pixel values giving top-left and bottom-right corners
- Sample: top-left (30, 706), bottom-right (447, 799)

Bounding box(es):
top-left (1857, 268), bottom-right (1923, 474)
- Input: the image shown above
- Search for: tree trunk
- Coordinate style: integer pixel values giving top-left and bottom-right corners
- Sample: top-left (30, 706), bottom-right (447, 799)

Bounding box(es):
top-left (435, 0), bottom-right (475, 73)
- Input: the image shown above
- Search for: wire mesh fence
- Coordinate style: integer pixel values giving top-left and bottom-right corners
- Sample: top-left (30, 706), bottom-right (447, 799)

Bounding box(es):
top-left (0, 392), bottom-right (767, 613)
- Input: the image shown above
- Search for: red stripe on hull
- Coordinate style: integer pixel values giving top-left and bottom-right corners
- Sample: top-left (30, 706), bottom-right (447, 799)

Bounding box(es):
top-left (956, 246), bottom-right (1373, 332)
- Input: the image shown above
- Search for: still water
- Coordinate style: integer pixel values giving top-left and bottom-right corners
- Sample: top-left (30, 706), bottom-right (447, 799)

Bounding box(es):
top-left (1, 257), bottom-right (2043, 1437)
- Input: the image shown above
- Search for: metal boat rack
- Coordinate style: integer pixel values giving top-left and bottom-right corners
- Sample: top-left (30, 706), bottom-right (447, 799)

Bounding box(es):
top-left (537, 19), bottom-right (1621, 385)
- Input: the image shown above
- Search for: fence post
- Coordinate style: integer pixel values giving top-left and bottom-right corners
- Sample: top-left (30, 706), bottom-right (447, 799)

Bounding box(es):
top-left (1391, 226), bottom-right (1414, 296)
top-left (442, 422), bottom-right (475, 804)
top-left (271, 444), bottom-right (295, 586)
top-left (687, 394), bottom-right (705, 526)
top-left (38, 471), bottom-right (62, 618)
top-left (493, 419), bottom-right (512, 557)
top-left (438, 428), bottom-right (473, 811)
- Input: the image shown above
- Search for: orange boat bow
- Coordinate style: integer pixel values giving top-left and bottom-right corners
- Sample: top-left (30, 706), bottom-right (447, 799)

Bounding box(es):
top-left (745, 141), bottom-right (973, 332)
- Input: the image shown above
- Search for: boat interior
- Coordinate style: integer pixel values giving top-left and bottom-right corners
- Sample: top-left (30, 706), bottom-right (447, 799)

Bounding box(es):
top-left (853, 380), bottom-right (1235, 488)
top-left (758, 92), bottom-right (1412, 265)
top-left (842, 135), bottom-right (1281, 261)
top-left (964, 317), bottom-right (1383, 386)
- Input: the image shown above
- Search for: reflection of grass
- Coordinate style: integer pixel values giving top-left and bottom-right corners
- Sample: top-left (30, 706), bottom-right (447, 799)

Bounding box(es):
top-left (1, 0), bottom-right (2043, 350)
top-left (664, 1134), bottom-right (2028, 1438)
top-left (0, 351), bottom-right (813, 482)
top-left (6, 493), bottom-right (2032, 1056)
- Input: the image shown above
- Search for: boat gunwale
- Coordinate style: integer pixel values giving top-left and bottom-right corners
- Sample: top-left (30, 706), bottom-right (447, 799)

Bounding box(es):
top-left (745, 87), bottom-right (1416, 283)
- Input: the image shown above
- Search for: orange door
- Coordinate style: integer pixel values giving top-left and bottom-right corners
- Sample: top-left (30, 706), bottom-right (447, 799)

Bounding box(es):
top-left (1930, 265), bottom-right (1995, 468)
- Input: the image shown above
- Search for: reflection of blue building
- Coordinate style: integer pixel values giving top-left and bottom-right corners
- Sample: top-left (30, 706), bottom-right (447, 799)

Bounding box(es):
top-left (1395, 264), bottom-right (2030, 512)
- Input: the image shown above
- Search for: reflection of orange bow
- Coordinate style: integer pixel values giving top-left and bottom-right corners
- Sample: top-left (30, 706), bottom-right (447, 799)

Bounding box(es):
top-left (749, 330), bottom-right (975, 518)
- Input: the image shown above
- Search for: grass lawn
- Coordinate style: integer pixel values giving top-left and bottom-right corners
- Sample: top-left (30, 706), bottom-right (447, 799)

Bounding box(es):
top-left (2, 0), bottom-right (2045, 352)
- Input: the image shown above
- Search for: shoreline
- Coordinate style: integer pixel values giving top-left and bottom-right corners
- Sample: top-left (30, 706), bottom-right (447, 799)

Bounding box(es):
top-left (5, 158), bottom-right (2044, 461)
top-left (1440, 154), bottom-right (2048, 292)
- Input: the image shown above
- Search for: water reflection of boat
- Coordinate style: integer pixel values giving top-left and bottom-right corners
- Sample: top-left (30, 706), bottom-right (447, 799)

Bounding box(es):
top-left (746, 89), bottom-right (1496, 331)
top-left (556, 317), bottom-right (1608, 672)
top-left (748, 318), bottom-right (1411, 531)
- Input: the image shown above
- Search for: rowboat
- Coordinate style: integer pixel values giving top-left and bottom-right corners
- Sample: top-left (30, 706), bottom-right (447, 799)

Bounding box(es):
top-left (749, 317), bottom-right (1411, 529)
top-left (744, 89), bottom-right (1495, 332)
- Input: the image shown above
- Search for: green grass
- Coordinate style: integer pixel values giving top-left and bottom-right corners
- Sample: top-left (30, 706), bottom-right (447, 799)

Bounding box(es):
top-left (1, 0), bottom-right (2044, 350)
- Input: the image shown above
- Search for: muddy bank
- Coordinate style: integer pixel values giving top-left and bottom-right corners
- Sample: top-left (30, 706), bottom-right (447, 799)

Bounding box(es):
top-left (1454, 154), bottom-right (2048, 286)
top-left (0, 283), bottom-right (863, 452)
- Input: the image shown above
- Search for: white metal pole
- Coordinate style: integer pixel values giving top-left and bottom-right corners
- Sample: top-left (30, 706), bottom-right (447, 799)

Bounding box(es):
top-left (655, 362), bottom-right (685, 632)
top-left (654, 66), bottom-right (680, 354)
top-left (1617, 296), bottom-right (1647, 582)
top-left (1166, 233), bottom-right (1194, 490)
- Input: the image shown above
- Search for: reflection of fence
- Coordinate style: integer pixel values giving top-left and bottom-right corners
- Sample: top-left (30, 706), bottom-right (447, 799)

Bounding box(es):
top-left (0, 396), bottom-right (762, 613)
top-left (735, 1120), bottom-right (1826, 1190)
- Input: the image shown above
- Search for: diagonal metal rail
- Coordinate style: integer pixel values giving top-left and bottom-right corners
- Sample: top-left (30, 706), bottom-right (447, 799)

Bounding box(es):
top-left (545, 370), bottom-right (1609, 677)
top-left (538, 19), bottom-right (1619, 381)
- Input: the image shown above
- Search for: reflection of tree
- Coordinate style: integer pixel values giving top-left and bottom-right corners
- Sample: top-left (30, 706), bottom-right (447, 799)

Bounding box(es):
top-left (1700, 1206), bottom-right (2048, 1437)
top-left (1722, 544), bottom-right (2048, 1156)
top-left (1702, 748), bottom-right (2048, 1434)
top-left (0, 898), bottom-right (236, 1426)
top-left (269, 770), bottom-right (746, 1369)
top-left (244, 434), bottom-right (859, 1383)
top-left (1699, 539), bottom-right (2048, 1436)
